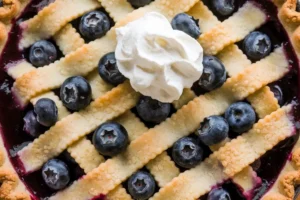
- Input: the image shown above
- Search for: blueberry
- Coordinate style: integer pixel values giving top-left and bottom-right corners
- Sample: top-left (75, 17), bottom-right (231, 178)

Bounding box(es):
top-left (270, 85), bottom-right (284, 106)
top-left (136, 96), bottom-right (171, 124)
top-left (171, 13), bottom-right (201, 39)
top-left (211, 0), bottom-right (235, 17)
top-left (79, 11), bottom-right (111, 41)
top-left (42, 159), bottom-right (70, 190)
top-left (93, 122), bottom-right (129, 157)
top-left (127, 0), bottom-right (153, 8)
top-left (34, 98), bottom-right (58, 127)
top-left (98, 52), bottom-right (126, 86)
top-left (243, 31), bottom-right (272, 62)
top-left (172, 137), bottom-right (203, 169)
top-left (0, 0), bottom-right (3, 7)
top-left (60, 76), bottom-right (92, 111)
top-left (23, 110), bottom-right (46, 138)
top-left (207, 187), bottom-right (231, 200)
top-left (127, 171), bottom-right (156, 200)
top-left (29, 40), bottom-right (57, 67)
top-left (196, 116), bottom-right (229, 146)
top-left (225, 102), bottom-right (256, 133)
top-left (198, 56), bottom-right (226, 91)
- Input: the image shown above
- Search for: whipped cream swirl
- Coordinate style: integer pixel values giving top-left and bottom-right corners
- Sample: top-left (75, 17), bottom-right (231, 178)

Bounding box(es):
top-left (115, 12), bottom-right (203, 102)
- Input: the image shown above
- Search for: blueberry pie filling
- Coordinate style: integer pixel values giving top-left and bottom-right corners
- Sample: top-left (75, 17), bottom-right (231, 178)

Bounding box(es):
top-left (0, 0), bottom-right (300, 200)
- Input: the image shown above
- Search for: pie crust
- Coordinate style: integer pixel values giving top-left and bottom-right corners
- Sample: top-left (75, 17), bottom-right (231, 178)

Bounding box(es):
top-left (0, 0), bottom-right (300, 199)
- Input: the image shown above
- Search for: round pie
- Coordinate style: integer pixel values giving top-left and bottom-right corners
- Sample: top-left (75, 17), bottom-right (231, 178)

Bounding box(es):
top-left (0, 0), bottom-right (300, 199)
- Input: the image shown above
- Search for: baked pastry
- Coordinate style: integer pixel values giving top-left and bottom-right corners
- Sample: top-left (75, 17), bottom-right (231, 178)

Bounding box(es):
top-left (0, 0), bottom-right (300, 199)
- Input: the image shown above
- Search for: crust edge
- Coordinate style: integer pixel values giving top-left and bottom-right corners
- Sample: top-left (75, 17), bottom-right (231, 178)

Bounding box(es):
top-left (262, 1), bottom-right (300, 198)
top-left (0, 133), bottom-right (31, 200)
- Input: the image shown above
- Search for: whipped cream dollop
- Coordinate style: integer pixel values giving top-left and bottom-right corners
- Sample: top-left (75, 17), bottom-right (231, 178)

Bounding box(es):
top-left (115, 12), bottom-right (203, 102)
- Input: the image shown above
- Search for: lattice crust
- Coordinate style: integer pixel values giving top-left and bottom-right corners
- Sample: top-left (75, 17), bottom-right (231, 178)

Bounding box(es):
top-left (188, 1), bottom-right (272, 192)
top-left (87, 70), bottom-right (114, 100)
top-left (248, 87), bottom-right (280, 118)
top-left (187, 1), bottom-right (220, 32)
top-left (199, 2), bottom-right (267, 55)
top-left (18, 82), bottom-right (140, 173)
top-left (232, 166), bottom-right (260, 193)
top-left (53, 23), bottom-right (85, 55)
top-left (1, 1), bottom-right (298, 200)
top-left (173, 89), bottom-right (197, 109)
top-left (217, 107), bottom-right (295, 177)
top-left (7, 61), bottom-right (34, 79)
top-left (217, 43), bottom-right (280, 119)
top-left (48, 47), bottom-right (289, 199)
top-left (100, 0), bottom-right (134, 22)
top-left (19, 0), bottom-right (101, 49)
top-left (0, 133), bottom-right (30, 200)
top-left (13, 0), bottom-right (253, 106)
top-left (151, 106), bottom-right (295, 200)
top-left (7, 3), bottom-right (183, 198)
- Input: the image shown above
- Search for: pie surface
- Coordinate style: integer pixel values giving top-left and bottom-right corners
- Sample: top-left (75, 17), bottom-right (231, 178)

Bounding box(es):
top-left (1, 0), bottom-right (300, 200)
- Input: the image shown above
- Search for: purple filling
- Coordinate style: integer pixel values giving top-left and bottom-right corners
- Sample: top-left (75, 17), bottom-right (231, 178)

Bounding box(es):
top-left (0, 0), bottom-right (299, 199)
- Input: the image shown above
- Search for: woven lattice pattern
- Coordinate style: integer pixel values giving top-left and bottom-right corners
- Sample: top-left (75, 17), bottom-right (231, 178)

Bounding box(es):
top-left (2, 0), bottom-right (298, 199)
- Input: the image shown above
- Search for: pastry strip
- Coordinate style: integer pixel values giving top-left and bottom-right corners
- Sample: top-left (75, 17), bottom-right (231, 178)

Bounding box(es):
top-left (151, 106), bottom-right (295, 200)
top-left (199, 2), bottom-right (267, 55)
top-left (99, 0), bottom-right (134, 22)
top-left (53, 23), bottom-right (85, 55)
top-left (19, 0), bottom-right (100, 48)
top-left (12, 5), bottom-right (182, 186)
top-left (49, 48), bottom-right (289, 200)
top-left (18, 82), bottom-right (140, 173)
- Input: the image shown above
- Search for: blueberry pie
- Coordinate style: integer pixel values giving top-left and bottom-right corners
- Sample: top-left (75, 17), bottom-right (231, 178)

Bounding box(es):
top-left (1, 0), bottom-right (300, 199)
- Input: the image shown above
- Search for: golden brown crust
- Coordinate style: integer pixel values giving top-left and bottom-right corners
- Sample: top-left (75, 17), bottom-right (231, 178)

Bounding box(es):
top-left (0, 0), bottom-right (20, 21)
top-left (1, 0), bottom-right (298, 199)
top-left (151, 106), bottom-right (294, 200)
top-left (217, 106), bottom-right (294, 177)
top-left (49, 46), bottom-right (289, 199)
top-left (248, 86), bottom-right (280, 118)
top-left (280, 170), bottom-right (300, 198)
top-left (0, 21), bottom-right (7, 46)
top-left (279, 0), bottom-right (300, 27)
top-left (0, 141), bottom-right (30, 200)
top-left (100, 0), bottom-right (134, 22)
top-left (199, 2), bottom-right (267, 55)
top-left (18, 81), bottom-right (140, 173)
top-left (292, 147), bottom-right (300, 168)
top-left (19, 0), bottom-right (101, 48)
